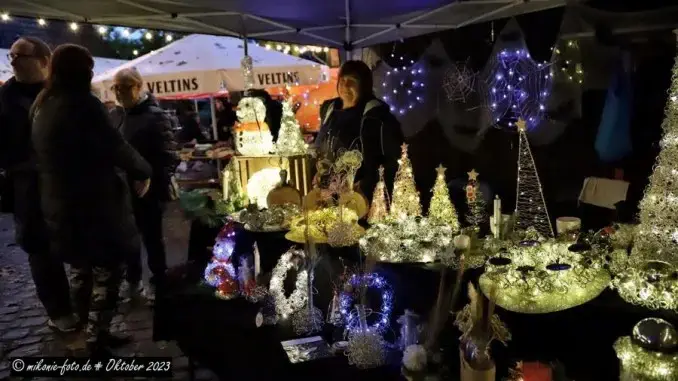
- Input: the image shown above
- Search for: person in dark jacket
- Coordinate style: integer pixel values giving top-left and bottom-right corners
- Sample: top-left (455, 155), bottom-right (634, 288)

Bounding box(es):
top-left (110, 67), bottom-right (178, 302)
top-left (175, 101), bottom-right (206, 144)
top-left (314, 60), bottom-right (404, 202)
top-left (0, 36), bottom-right (77, 332)
top-left (215, 97), bottom-right (237, 143)
top-left (31, 44), bottom-right (152, 355)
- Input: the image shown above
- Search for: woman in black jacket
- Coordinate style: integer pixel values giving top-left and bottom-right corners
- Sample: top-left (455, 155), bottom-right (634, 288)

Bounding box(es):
top-left (314, 60), bottom-right (404, 202)
top-left (31, 44), bottom-right (152, 355)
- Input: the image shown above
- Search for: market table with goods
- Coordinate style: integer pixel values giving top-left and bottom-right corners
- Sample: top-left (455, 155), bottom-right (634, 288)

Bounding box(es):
top-left (161, 108), bottom-right (678, 381)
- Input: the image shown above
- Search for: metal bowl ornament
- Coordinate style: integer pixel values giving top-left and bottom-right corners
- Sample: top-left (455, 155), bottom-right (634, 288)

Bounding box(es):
top-left (631, 318), bottom-right (678, 352)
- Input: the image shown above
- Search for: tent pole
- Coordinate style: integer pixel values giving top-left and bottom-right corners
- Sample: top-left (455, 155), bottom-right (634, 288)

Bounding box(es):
top-left (345, 0), bottom-right (351, 61)
top-left (210, 96), bottom-right (218, 141)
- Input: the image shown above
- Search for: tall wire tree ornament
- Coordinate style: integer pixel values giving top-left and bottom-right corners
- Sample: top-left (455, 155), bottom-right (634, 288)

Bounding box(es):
top-left (514, 119), bottom-right (554, 237)
top-left (484, 48), bottom-right (554, 131)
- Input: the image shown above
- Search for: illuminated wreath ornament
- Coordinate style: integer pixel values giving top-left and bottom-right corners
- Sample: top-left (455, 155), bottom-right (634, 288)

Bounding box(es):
top-left (479, 240), bottom-right (611, 314)
top-left (269, 248), bottom-right (308, 318)
top-left (339, 273), bottom-right (394, 334)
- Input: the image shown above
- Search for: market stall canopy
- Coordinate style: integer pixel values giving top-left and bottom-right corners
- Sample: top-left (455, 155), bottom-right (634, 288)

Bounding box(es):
top-left (2, 0), bottom-right (572, 48)
top-left (92, 34), bottom-right (330, 101)
top-left (0, 48), bottom-right (126, 83)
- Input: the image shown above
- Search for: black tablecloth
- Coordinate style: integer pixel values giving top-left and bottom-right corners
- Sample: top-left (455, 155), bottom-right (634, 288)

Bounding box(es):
top-left (159, 220), bottom-right (678, 381)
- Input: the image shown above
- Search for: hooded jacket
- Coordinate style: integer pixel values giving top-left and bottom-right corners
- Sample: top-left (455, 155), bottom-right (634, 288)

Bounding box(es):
top-left (315, 97), bottom-right (404, 201)
top-left (32, 91), bottom-right (151, 266)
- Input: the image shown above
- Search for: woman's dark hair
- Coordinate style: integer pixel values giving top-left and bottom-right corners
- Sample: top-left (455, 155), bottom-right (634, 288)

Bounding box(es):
top-left (338, 60), bottom-right (374, 101)
top-left (32, 44), bottom-right (94, 113)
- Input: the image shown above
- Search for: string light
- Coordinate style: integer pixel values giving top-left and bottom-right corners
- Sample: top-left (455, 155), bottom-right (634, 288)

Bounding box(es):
top-left (69, 22), bottom-right (78, 31)
top-left (486, 48), bottom-right (552, 130)
top-left (144, 32), bottom-right (153, 40)
top-left (379, 54), bottom-right (425, 116)
top-left (132, 49), bottom-right (138, 56)
top-left (37, 18), bottom-right (46, 26)
top-left (340, 273), bottom-right (394, 335)
top-left (552, 40), bottom-right (584, 85)
top-left (1, 13), bottom-right (11, 21)
top-left (165, 33), bottom-right (173, 42)
top-left (121, 28), bottom-right (130, 37)
top-left (97, 25), bottom-right (107, 35)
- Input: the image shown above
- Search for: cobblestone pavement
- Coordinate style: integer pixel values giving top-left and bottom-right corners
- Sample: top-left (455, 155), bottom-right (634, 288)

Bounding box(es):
top-left (0, 203), bottom-right (220, 380)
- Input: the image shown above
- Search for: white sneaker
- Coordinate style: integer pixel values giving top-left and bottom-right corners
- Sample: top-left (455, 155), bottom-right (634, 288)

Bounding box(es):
top-left (48, 314), bottom-right (78, 333)
top-left (119, 280), bottom-right (143, 302)
top-left (141, 284), bottom-right (155, 302)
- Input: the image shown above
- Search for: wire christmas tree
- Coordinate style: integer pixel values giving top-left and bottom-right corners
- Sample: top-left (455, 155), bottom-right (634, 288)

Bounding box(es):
top-left (465, 169), bottom-right (487, 231)
top-left (428, 164), bottom-right (460, 231)
top-left (367, 166), bottom-right (389, 225)
top-left (633, 50), bottom-right (678, 265)
top-left (390, 143), bottom-right (422, 219)
top-left (276, 99), bottom-right (307, 156)
top-left (514, 119), bottom-right (554, 237)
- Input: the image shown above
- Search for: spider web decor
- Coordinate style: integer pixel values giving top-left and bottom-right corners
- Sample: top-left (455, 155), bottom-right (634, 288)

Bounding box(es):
top-left (485, 48), bottom-right (553, 131)
top-left (443, 61), bottom-right (477, 102)
top-left (378, 56), bottom-right (426, 117)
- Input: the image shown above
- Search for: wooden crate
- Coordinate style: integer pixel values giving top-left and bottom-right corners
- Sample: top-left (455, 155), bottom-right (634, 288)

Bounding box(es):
top-left (234, 155), bottom-right (313, 196)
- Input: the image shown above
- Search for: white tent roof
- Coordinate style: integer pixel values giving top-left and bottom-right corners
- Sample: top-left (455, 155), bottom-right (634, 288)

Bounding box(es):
top-left (0, 48), bottom-right (126, 83)
top-left (1, 0), bottom-right (572, 49)
top-left (92, 34), bottom-right (329, 101)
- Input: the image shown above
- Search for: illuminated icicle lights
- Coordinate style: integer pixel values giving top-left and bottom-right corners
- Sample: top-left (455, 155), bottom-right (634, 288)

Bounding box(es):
top-left (380, 55), bottom-right (426, 117)
top-left (486, 48), bottom-right (553, 130)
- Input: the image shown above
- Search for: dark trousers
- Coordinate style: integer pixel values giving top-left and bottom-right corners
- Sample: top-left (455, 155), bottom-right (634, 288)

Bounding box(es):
top-left (27, 251), bottom-right (73, 320)
top-left (126, 198), bottom-right (167, 286)
top-left (69, 265), bottom-right (122, 342)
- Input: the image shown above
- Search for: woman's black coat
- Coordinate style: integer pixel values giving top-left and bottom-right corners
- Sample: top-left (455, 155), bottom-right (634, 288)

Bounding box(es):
top-left (32, 92), bottom-right (152, 266)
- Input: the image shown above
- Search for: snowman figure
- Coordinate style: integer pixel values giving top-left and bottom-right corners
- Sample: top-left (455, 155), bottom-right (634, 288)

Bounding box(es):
top-left (234, 97), bottom-right (274, 156)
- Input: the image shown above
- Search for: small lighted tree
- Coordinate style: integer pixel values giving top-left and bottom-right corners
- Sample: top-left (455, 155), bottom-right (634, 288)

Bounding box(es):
top-left (390, 143), bottom-right (422, 219)
top-left (465, 169), bottom-right (487, 231)
top-left (276, 99), bottom-right (307, 156)
top-left (367, 166), bottom-right (389, 225)
top-left (428, 164), bottom-right (459, 231)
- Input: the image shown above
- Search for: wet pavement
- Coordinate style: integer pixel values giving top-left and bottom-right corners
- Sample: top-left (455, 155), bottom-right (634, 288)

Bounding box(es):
top-left (0, 203), bottom-right (220, 380)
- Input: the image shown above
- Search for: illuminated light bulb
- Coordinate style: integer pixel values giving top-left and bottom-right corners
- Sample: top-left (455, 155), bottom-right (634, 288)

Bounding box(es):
top-left (165, 34), bottom-right (173, 42)
top-left (294, 46), bottom-right (300, 52)
top-left (133, 49), bottom-right (139, 56)
top-left (69, 22), bottom-right (78, 31)
top-left (323, 47), bottom-right (329, 52)
top-left (98, 26), bottom-right (107, 34)
top-left (265, 44), bottom-right (271, 50)
top-left (37, 18), bottom-right (46, 26)
top-left (276, 44), bottom-right (282, 50)
top-left (1, 13), bottom-right (10, 21)
top-left (122, 29), bottom-right (130, 37)
top-left (145, 32), bottom-right (153, 40)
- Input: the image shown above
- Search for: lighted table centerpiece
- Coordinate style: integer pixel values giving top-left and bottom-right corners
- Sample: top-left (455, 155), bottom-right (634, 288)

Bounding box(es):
top-left (360, 146), bottom-right (459, 264)
top-left (479, 239), bottom-right (611, 314)
top-left (286, 150), bottom-right (366, 246)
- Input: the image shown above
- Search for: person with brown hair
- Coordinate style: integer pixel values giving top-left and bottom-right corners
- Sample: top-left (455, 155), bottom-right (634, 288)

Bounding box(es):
top-left (314, 60), bottom-right (404, 202)
top-left (31, 44), bottom-right (152, 355)
top-left (110, 67), bottom-right (177, 302)
top-left (0, 36), bottom-right (76, 332)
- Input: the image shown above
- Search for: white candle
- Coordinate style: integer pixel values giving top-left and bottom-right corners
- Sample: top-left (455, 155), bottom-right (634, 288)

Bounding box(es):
top-left (493, 196), bottom-right (502, 238)
top-left (253, 242), bottom-right (261, 277)
top-left (222, 168), bottom-right (230, 201)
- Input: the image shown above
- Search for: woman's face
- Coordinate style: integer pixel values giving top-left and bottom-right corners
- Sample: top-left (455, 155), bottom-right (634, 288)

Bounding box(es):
top-left (338, 75), bottom-right (360, 107)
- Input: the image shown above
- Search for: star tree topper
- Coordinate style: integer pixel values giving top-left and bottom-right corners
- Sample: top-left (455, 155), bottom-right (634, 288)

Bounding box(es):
top-left (515, 119), bottom-right (527, 132)
top-left (467, 169), bottom-right (479, 182)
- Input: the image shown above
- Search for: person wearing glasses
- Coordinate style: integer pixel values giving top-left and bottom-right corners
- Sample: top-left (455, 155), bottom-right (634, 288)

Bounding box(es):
top-left (0, 37), bottom-right (77, 333)
top-left (109, 68), bottom-right (178, 302)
